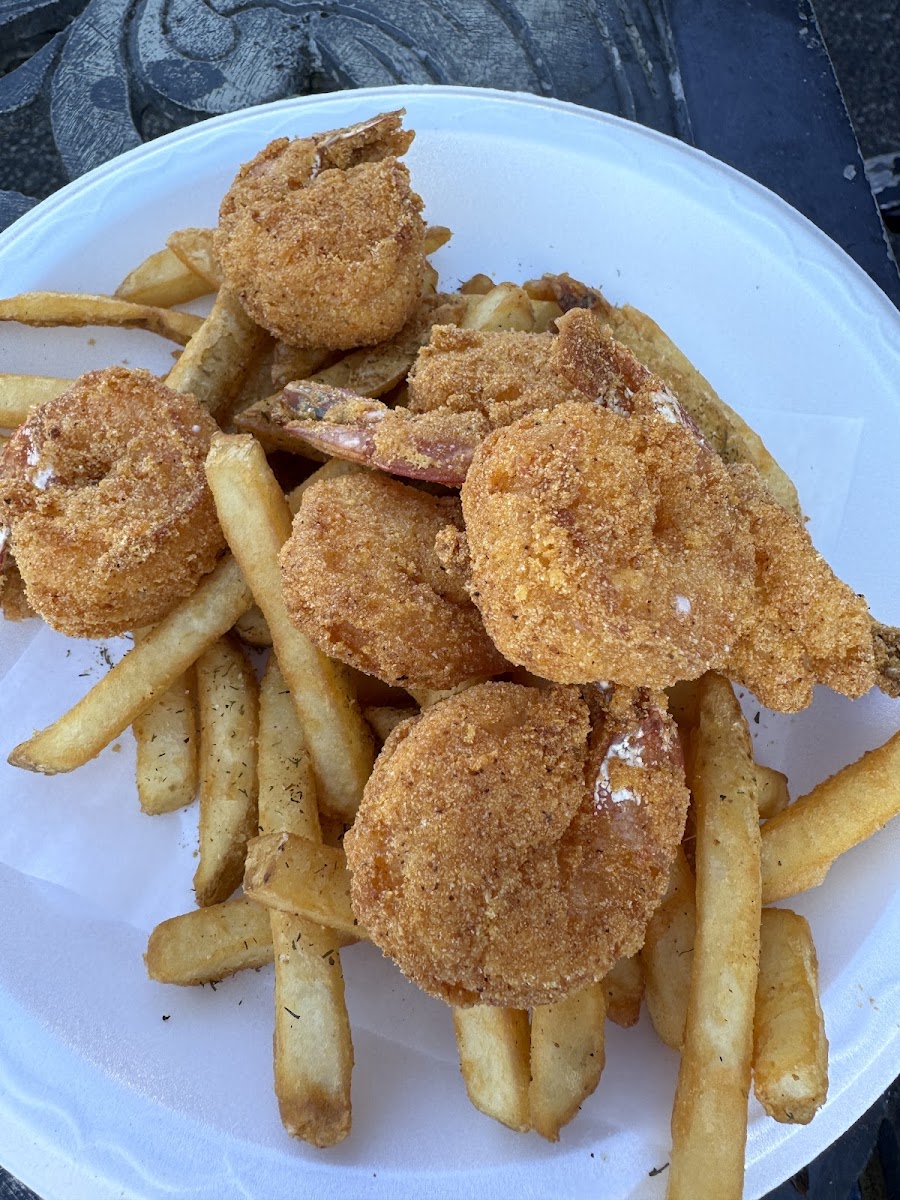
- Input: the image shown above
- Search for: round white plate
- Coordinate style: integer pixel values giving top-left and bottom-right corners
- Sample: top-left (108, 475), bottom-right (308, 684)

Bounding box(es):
top-left (0, 85), bottom-right (899, 1200)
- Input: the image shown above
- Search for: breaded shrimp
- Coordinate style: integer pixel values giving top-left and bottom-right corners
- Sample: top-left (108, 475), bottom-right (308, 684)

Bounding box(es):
top-left (0, 368), bottom-right (224, 637)
top-left (217, 111), bottom-right (426, 349)
top-left (279, 472), bottom-right (507, 691)
top-left (345, 681), bottom-right (688, 1008)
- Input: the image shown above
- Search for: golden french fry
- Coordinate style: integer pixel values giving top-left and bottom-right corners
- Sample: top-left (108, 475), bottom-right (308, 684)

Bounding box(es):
top-left (530, 298), bottom-right (563, 332)
top-left (166, 288), bottom-right (268, 416)
top-left (115, 246), bottom-right (213, 307)
top-left (460, 283), bottom-right (535, 332)
top-left (603, 955), bottom-right (644, 1028)
top-left (258, 657), bottom-right (320, 841)
top-left (309, 294), bottom-right (467, 399)
top-left (259, 658), bottom-right (353, 1145)
top-left (423, 225), bottom-right (452, 254)
top-left (145, 896), bottom-right (274, 984)
top-left (166, 227), bottom-right (223, 288)
top-left (270, 342), bottom-right (333, 391)
top-left (459, 273), bottom-right (495, 295)
top-left (272, 912), bottom-right (354, 1146)
top-left (0, 292), bottom-right (203, 345)
top-left (193, 636), bottom-right (259, 907)
top-left (641, 846), bottom-right (695, 1051)
top-left (756, 764), bottom-right (790, 820)
top-left (529, 982), bottom-right (606, 1140)
top-left (131, 630), bottom-right (197, 816)
top-left (761, 728), bottom-right (900, 904)
top-left (667, 673), bottom-right (761, 1200)
top-left (9, 556), bottom-right (252, 774)
top-left (205, 434), bottom-right (374, 820)
top-left (364, 705), bottom-right (415, 743)
top-left (219, 340), bottom-right (277, 429)
top-left (243, 832), bottom-right (360, 941)
top-left (453, 1006), bottom-right (531, 1132)
top-left (753, 908), bottom-right (828, 1124)
top-left (0, 374), bottom-right (72, 426)
top-left (232, 604), bottom-right (272, 648)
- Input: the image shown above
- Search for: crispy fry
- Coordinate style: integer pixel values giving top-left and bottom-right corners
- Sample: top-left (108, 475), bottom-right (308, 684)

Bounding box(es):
top-left (603, 955), bottom-right (644, 1028)
top-left (166, 227), bottom-right (223, 288)
top-left (531, 298), bottom-right (563, 332)
top-left (754, 908), bottom-right (828, 1124)
top-left (272, 913), bottom-right (353, 1146)
top-left (270, 343), bottom-right (334, 391)
top-left (166, 288), bottom-right (268, 416)
top-left (145, 896), bottom-right (273, 984)
top-left (115, 246), bottom-right (213, 307)
top-left (641, 846), bottom-right (695, 1051)
top-left (131, 629), bottom-right (197, 816)
top-left (0, 374), bottom-right (72, 426)
top-left (243, 832), bottom-right (360, 941)
top-left (8, 555), bottom-right (252, 774)
top-left (193, 636), bottom-right (259, 907)
top-left (259, 658), bottom-right (353, 1146)
top-left (756, 764), bottom-right (790, 820)
top-left (233, 605), bottom-right (272, 648)
top-left (529, 982), bottom-right (606, 1140)
top-left (667, 674), bottom-right (761, 1200)
top-left (423, 225), bottom-right (452, 254)
top-left (205, 434), bottom-right (374, 820)
top-left (459, 273), bottom-right (495, 295)
top-left (453, 1006), bottom-right (531, 1132)
top-left (460, 283), bottom-right (535, 332)
top-left (219, 340), bottom-right (277, 428)
top-left (258, 657), bottom-right (320, 841)
top-left (364, 705), bottom-right (415, 743)
top-left (0, 292), bottom-right (203, 345)
top-left (761, 728), bottom-right (900, 903)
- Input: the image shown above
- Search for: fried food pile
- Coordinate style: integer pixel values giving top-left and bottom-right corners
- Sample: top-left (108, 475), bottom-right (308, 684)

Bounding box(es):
top-left (3, 107), bottom-right (898, 1166)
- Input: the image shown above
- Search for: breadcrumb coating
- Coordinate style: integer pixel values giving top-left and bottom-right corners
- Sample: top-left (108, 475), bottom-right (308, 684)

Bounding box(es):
top-left (217, 111), bottom-right (426, 349)
top-left (460, 401), bottom-right (756, 689)
top-left (279, 472), bottom-right (507, 690)
top-left (345, 681), bottom-right (688, 1008)
top-left (0, 368), bottom-right (224, 637)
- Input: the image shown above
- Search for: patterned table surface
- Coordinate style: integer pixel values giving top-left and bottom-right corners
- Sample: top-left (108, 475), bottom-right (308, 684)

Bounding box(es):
top-left (0, 0), bottom-right (898, 1196)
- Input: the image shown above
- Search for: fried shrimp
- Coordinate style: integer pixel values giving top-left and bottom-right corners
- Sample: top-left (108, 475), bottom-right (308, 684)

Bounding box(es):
top-left (217, 110), bottom-right (426, 349)
top-left (345, 681), bottom-right (688, 1008)
top-left (279, 472), bottom-right (507, 691)
top-left (0, 367), bottom-right (224, 637)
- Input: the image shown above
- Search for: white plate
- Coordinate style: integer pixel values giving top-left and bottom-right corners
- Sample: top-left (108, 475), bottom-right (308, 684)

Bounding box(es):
top-left (0, 85), bottom-right (899, 1200)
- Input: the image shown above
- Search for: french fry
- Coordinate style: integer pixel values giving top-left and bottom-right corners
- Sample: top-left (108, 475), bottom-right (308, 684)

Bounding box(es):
top-left (219, 340), bottom-right (277, 429)
top-left (0, 374), bottom-right (72, 426)
top-left (761, 728), bottom-right (900, 904)
top-left (273, 913), bottom-right (354, 1146)
top-left (453, 1006), bottom-right (531, 1132)
top-left (258, 657), bottom-right (320, 842)
top-left (242, 832), bottom-right (359, 942)
top-left (259, 658), bottom-right (353, 1146)
top-left (270, 342), bottom-right (334, 391)
top-left (529, 983), bottom-right (606, 1140)
top-left (166, 227), bottom-right (222, 288)
top-left (641, 846), bottom-right (695, 1051)
top-left (232, 605), bottom-right (272, 648)
top-left (9, 555), bottom-right (252, 774)
top-left (753, 908), bottom-right (828, 1124)
top-left (0, 292), bottom-right (203, 345)
top-left (204, 434), bottom-right (374, 820)
top-left (115, 246), bottom-right (213, 307)
top-left (667, 673), bottom-right (761, 1200)
top-left (460, 283), bottom-right (535, 332)
top-left (423, 225), bottom-right (452, 254)
top-left (145, 896), bottom-right (273, 984)
top-left (364, 705), bottom-right (415, 743)
top-left (309, 294), bottom-right (467, 399)
top-left (459, 273), bottom-right (495, 295)
top-left (603, 955), bottom-right (644, 1028)
top-left (756, 764), bottom-right (790, 820)
top-left (131, 629), bottom-right (197, 816)
top-left (193, 636), bottom-right (259, 907)
top-left (166, 288), bottom-right (268, 416)
top-left (531, 298), bottom-right (563, 332)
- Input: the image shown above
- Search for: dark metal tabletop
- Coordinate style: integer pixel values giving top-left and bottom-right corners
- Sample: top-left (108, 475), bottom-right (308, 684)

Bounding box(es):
top-left (0, 0), bottom-right (898, 1196)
